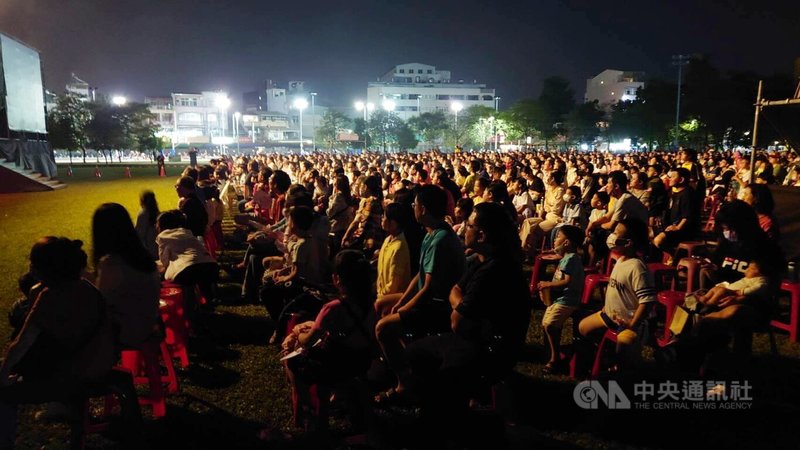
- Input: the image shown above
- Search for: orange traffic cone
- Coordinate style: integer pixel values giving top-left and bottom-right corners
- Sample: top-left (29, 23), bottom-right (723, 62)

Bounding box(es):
top-left (94, 166), bottom-right (102, 178)
top-left (124, 166), bottom-right (132, 178)
top-left (66, 166), bottom-right (73, 177)
top-left (159, 165), bottom-right (166, 177)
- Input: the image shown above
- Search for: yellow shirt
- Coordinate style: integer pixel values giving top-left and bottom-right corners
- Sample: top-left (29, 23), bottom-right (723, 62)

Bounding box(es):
top-left (377, 232), bottom-right (411, 297)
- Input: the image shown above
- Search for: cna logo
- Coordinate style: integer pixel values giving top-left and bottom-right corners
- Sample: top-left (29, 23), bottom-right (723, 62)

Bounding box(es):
top-left (573, 381), bottom-right (631, 409)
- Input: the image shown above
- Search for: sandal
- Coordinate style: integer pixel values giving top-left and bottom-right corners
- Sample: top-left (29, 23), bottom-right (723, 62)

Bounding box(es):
top-left (542, 360), bottom-right (566, 375)
top-left (373, 388), bottom-right (414, 408)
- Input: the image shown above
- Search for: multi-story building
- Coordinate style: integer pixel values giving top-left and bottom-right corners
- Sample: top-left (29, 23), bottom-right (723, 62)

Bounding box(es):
top-left (365, 63), bottom-right (497, 121)
top-left (242, 80), bottom-right (325, 146)
top-left (584, 69), bottom-right (645, 109)
top-left (65, 73), bottom-right (93, 101)
top-left (146, 91), bottom-right (231, 146)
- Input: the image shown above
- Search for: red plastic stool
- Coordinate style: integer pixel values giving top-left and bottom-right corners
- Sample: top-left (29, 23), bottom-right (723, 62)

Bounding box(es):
top-left (771, 281), bottom-right (800, 342)
top-left (675, 241), bottom-right (705, 261)
top-left (529, 253), bottom-right (561, 298)
top-left (606, 249), bottom-right (623, 275)
top-left (648, 263), bottom-right (677, 291)
top-left (120, 339), bottom-right (179, 418)
top-left (591, 329), bottom-right (619, 378)
top-left (581, 274), bottom-right (610, 306)
top-left (656, 291), bottom-right (686, 346)
top-left (673, 258), bottom-right (700, 293)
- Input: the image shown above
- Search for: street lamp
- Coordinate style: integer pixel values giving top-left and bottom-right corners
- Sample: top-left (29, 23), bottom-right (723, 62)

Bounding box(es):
top-left (451, 101), bottom-right (464, 148)
top-left (310, 92), bottom-right (317, 151)
top-left (382, 99), bottom-right (396, 153)
top-left (293, 97), bottom-right (309, 152)
top-left (494, 96), bottom-right (501, 151)
top-left (234, 111), bottom-right (241, 154)
top-left (111, 95), bottom-right (127, 106)
top-left (215, 94), bottom-right (231, 138)
top-left (354, 100), bottom-right (375, 150)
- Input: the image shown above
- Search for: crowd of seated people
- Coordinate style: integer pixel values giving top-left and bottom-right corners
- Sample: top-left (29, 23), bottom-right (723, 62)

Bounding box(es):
top-left (4, 146), bottom-right (797, 445)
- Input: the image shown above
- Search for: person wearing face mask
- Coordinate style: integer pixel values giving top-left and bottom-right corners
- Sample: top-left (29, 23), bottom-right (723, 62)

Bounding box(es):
top-left (699, 200), bottom-right (780, 291)
top-left (578, 219), bottom-right (656, 373)
top-left (538, 225), bottom-right (584, 374)
top-left (653, 167), bottom-right (699, 255)
top-left (585, 171), bottom-right (648, 268)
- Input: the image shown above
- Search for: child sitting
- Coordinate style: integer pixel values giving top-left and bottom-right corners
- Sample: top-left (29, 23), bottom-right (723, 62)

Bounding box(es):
top-left (588, 190), bottom-right (610, 224)
top-left (538, 225), bottom-right (585, 374)
top-left (698, 259), bottom-right (768, 312)
top-left (8, 273), bottom-right (41, 340)
top-left (260, 206), bottom-right (324, 343)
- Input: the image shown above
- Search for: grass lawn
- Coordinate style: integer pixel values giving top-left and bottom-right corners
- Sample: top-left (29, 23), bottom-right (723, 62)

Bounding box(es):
top-left (0, 166), bottom-right (799, 448)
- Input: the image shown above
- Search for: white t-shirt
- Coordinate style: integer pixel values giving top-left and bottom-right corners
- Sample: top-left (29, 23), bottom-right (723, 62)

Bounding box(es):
top-left (724, 276), bottom-right (769, 298)
top-left (603, 257), bottom-right (656, 323)
top-left (610, 192), bottom-right (649, 225)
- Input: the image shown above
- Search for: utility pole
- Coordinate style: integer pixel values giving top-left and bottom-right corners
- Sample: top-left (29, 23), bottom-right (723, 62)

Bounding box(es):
top-left (749, 79), bottom-right (800, 180)
top-left (672, 54), bottom-right (691, 150)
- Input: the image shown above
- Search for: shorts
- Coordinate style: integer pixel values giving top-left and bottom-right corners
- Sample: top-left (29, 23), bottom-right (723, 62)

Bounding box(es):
top-left (542, 304), bottom-right (577, 328)
top-left (399, 301), bottom-right (452, 336)
top-left (660, 229), bottom-right (692, 250)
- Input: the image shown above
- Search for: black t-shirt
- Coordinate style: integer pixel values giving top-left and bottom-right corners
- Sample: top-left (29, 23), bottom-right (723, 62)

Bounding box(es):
top-left (180, 194), bottom-right (209, 237)
top-left (668, 187), bottom-right (698, 232)
top-left (455, 256), bottom-right (530, 355)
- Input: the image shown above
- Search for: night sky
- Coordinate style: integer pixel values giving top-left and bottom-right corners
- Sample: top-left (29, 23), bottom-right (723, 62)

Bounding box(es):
top-left (1, 0), bottom-right (798, 109)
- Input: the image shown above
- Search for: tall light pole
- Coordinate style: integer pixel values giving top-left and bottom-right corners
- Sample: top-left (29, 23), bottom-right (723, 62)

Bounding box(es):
top-left (293, 97), bottom-right (309, 152)
top-left (494, 96), bottom-right (501, 151)
top-left (416, 95), bottom-right (421, 116)
top-left (354, 100), bottom-right (375, 151)
top-left (382, 99), bottom-right (395, 153)
top-left (672, 55), bottom-right (690, 149)
top-left (451, 101), bottom-right (464, 149)
top-left (215, 94), bottom-right (231, 139)
top-left (310, 92), bottom-right (317, 151)
top-left (111, 95), bottom-right (127, 106)
top-left (234, 111), bottom-right (241, 154)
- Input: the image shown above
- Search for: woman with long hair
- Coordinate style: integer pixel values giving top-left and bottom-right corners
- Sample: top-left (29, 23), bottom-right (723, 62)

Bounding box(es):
top-left (135, 190), bottom-right (160, 259)
top-left (93, 203), bottom-right (161, 349)
top-left (0, 237), bottom-right (116, 446)
top-left (280, 249), bottom-right (377, 438)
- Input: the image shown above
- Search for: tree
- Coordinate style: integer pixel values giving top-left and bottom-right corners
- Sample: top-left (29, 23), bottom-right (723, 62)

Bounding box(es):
top-left (408, 111), bottom-right (448, 146)
top-left (86, 103), bottom-right (127, 163)
top-left (367, 110), bottom-right (404, 152)
top-left (352, 118), bottom-right (371, 149)
top-left (504, 99), bottom-right (546, 144)
top-left (565, 100), bottom-right (604, 147)
top-left (123, 103), bottom-right (161, 157)
top-left (48, 93), bottom-right (92, 163)
top-left (316, 109), bottom-right (352, 150)
top-left (395, 122), bottom-right (419, 150)
top-left (538, 76), bottom-right (575, 150)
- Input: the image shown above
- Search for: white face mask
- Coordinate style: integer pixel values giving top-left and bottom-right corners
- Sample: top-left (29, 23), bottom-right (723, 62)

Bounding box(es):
top-left (562, 194), bottom-right (573, 203)
top-left (606, 233), bottom-right (619, 250)
top-left (722, 229), bottom-right (737, 242)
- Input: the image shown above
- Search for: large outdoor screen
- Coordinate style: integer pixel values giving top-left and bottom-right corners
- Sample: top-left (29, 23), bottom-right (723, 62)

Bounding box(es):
top-left (0, 33), bottom-right (46, 134)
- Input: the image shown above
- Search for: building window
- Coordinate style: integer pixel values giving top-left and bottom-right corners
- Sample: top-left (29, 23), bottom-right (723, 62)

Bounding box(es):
top-left (399, 69), bottom-right (405, 73)
top-left (427, 70), bottom-right (432, 74)
top-left (417, 69), bottom-right (423, 74)
top-left (467, 95), bottom-right (479, 101)
top-left (482, 95), bottom-right (493, 101)
top-left (436, 94), bottom-right (450, 100)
